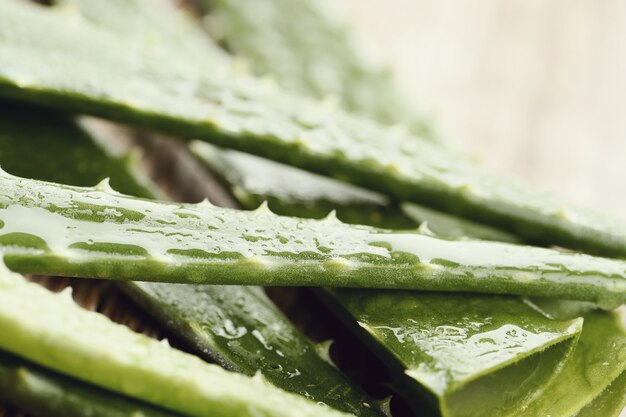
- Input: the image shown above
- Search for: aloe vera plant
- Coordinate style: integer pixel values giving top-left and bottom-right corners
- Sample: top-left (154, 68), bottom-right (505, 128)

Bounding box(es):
top-left (189, 141), bottom-right (624, 416)
top-left (0, 350), bottom-right (181, 417)
top-left (0, 169), bottom-right (624, 303)
top-left (1, 0), bottom-right (625, 258)
top-left (0, 268), bottom-right (351, 417)
top-left (0, 103), bottom-right (383, 417)
top-left (198, 0), bottom-right (435, 138)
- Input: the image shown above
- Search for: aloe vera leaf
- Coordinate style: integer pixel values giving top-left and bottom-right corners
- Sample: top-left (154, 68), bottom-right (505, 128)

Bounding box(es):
top-left (121, 283), bottom-right (383, 417)
top-left (0, 1), bottom-right (624, 258)
top-left (0, 268), bottom-right (352, 417)
top-left (192, 148), bottom-right (619, 417)
top-left (189, 141), bottom-right (602, 416)
top-left (190, 141), bottom-right (519, 242)
top-left (576, 370), bottom-right (626, 417)
top-left (0, 349), bottom-right (182, 417)
top-left (319, 289), bottom-right (582, 417)
top-left (0, 102), bottom-right (154, 198)
top-left (0, 170), bottom-right (624, 304)
top-left (198, 0), bottom-right (436, 138)
top-left (0, 104), bottom-right (383, 416)
top-left (518, 306), bottom-right (626, 417)
top-left (189, 141), bottom-right (420, 230)
top-left (60, 0), bottom-right (228, 59)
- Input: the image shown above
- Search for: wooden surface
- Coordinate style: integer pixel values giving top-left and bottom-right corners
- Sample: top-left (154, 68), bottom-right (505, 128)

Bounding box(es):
top-left (344, 0), bottom-right (626, 221)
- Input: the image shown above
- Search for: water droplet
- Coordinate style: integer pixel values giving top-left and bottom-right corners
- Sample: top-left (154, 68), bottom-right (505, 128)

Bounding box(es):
top-left (215, 320), bottom-right (247, 339)
top-left (289, 369), bottom-right (302, 379)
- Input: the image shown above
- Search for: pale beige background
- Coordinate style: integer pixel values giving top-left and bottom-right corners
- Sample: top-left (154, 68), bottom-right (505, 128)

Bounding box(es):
top-left (343, 0), bottom-right (626, 221)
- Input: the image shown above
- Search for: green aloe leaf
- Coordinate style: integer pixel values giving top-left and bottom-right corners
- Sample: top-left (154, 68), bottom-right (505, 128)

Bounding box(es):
top-left (0, 102), bottom-right (154, 198)
top-left (0, 349), bottom-right (182, 417)
top-left (189, 141), bottom-right (621, 417)
top-left (121, 282), bottom-right (384, 416)
top-left (0, 0), bottom-right (624, 258)
top-left (199, 0), bottom-right (436, 138)
top-left (321, 290), bottom-right (582, 417)
top-left (0, 268), bottom-right (350, 417)
top-left (190, 142), bottom-right (519, 242)
top-left (0, 103), bottom-right (383, 417)
top-left (521, 302), bottom-right (626, 417)
top-left (0, 170), bottom-right (624, 303)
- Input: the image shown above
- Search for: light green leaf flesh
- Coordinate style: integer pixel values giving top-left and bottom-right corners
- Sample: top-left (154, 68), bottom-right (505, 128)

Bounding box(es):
top-left (0, 349), bottom-right (182, 417)
top-left (0, 103), bottom-right (382, 417)
top-left (0, 170), bottom-right (624, 303)
top-left (0, 0), bottom-right (625, 258)
top-left (0, 269), bottom-right (351, 417)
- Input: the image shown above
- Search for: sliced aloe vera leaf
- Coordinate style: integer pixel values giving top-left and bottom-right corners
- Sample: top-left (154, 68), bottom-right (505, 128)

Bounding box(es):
top-left (320, 289), bottom-right (582, 417)
top-left (0, 171), bottom-right (624, 303)
top-left (0, 1), bottom-right (624, 258)
top-left (189, 140), bottom-right (599, 416)
top-left (0, 349), bottom-right (181, 417)
top-left (0, 268), bottom-right (351, 417)
top-left (0, 103), bottom-right (383, 417)
top-left (121, 282), bottom-right (383, 416)
top-left (199, 0), bottom-right (435, 138)
top-left (190, 142), bottom-right (519, 241)
top-left (519, 305), bottom-right (626, 417)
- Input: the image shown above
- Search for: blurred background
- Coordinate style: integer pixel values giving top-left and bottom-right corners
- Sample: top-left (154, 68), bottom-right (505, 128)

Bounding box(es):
top-left (343, 0), bottom-right (626, 220)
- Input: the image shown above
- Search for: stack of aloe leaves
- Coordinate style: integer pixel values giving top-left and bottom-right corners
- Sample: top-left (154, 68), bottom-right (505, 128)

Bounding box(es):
top-left (0, 1), bottom-right (624, 417)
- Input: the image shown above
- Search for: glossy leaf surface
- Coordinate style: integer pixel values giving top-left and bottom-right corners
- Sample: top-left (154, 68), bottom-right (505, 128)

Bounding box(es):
top-left (0, 171), bottom-right (624, 303)
top-left (191, 139), bottom-right (620, 417)
top-left (0, 103), bottom-right (382, 417)
top-left (321, 290), bottom-right (582, 417)
top-left (124, 282), bottom-right (383, 416)
top-left (0, 269), bottom-right (351, 417)
top-left (0, 0), bottom-right (624, 258)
